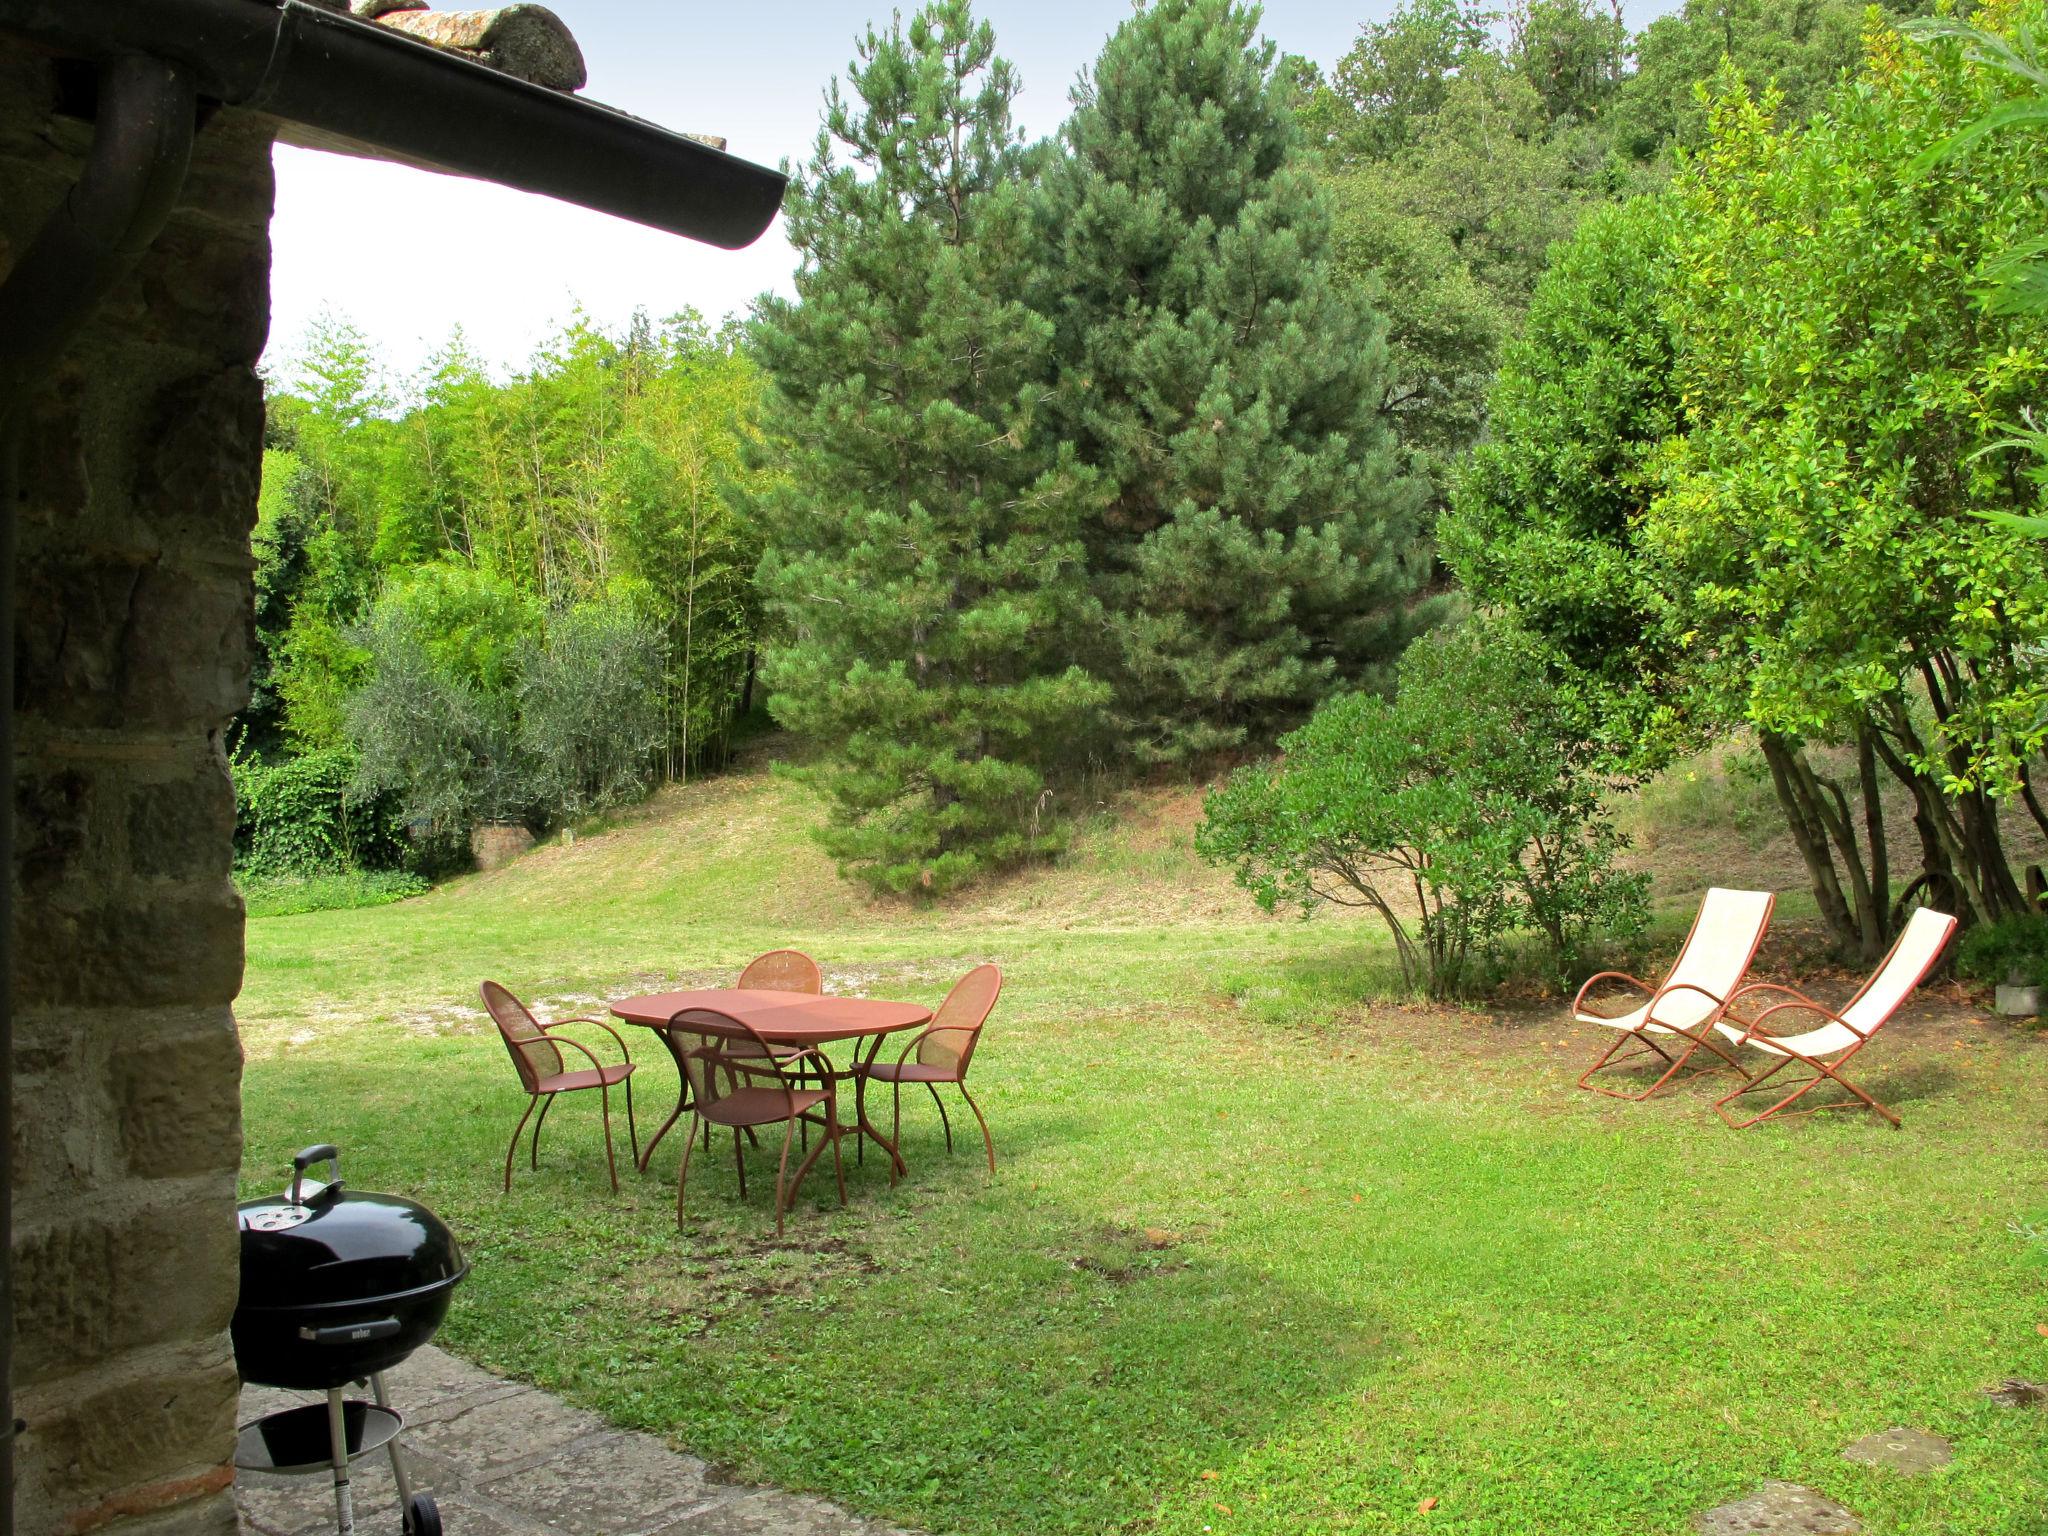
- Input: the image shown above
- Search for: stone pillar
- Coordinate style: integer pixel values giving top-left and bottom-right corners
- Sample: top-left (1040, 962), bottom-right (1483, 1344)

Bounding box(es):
top-left (3, 48), bottom-right (272, 1536)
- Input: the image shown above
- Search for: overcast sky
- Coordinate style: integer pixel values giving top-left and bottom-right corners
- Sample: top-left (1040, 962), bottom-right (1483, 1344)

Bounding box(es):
top-left (266, 0), bottom-right (1675, 385)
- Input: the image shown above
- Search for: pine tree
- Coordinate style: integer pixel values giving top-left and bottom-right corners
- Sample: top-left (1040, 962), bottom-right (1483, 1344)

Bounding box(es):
top-left (1039, 0), bottom-right (1428, 760)
top-left (750, 0), bottom-right (1108, 895)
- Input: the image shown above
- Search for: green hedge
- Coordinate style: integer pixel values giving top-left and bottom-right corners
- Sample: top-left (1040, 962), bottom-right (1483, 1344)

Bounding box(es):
top-left (1956, 912), bottom-right (2048, 986)
top-left (232, 744), bottom-right (410, 878)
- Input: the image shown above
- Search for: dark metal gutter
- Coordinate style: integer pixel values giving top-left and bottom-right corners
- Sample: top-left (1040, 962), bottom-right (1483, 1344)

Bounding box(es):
top-left (0, 0), bottom-right (789, 249)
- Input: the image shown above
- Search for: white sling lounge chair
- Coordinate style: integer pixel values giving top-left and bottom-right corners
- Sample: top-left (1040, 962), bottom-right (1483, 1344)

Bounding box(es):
top-left (1573, 887), bottom-right (1777, 1099)
top-left (1710, 906), bottom-right (1958, 1129)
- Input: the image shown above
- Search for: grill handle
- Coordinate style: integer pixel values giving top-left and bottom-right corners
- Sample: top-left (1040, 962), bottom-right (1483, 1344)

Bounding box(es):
top-left (297, 1317), bottom-right (402, 1346)
top-left (289, 1144), bottom-right (342, 1206)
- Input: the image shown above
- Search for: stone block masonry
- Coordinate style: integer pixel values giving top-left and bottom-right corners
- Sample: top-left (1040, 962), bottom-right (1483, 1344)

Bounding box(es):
top-left (3, 45), bottom-right (276, 1536)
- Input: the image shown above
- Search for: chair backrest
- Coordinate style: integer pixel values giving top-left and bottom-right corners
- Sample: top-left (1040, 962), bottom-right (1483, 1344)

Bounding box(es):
top-left (481, 980), bottom-right (562, 1093)
top-left (737, 948), bottom-right (823, 994)
top-left (1840, 907), bottom-right (1958, 1036)
top-left (918, 964), bottom-right (1001, 1074)
top-left (667, 1006), bottom-right (800, 1116)
top-left (1666, 888), bottom-right (1776, 1000)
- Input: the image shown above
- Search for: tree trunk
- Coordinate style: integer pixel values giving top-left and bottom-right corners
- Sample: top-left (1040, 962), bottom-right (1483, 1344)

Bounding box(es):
top-left (1858, 728), bottom-right (1889, 946)
top-left (1759, 733), bottom-right (1859, 956)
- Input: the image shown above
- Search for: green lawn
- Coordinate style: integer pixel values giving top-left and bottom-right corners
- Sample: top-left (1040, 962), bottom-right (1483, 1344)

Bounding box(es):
top-left (238, 762), bottom-right (2048, 1535)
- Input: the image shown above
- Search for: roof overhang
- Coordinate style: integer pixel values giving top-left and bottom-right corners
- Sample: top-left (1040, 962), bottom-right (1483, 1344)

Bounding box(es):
top-left (0, 0), bottom-right (788, 249)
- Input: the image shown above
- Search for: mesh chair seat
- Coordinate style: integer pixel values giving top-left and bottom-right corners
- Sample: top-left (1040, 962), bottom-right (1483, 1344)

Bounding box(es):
top-left (533, 1062), bottom-right (635, 1095)
top-left (693, 1083), bottom-right (832, 1128)
top-left (859, 1059), bottom-right (959, 1084)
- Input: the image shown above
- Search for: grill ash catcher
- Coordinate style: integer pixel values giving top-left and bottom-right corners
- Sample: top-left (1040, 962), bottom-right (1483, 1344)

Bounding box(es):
top-left (232, 1145), bottom-right (469, 1536)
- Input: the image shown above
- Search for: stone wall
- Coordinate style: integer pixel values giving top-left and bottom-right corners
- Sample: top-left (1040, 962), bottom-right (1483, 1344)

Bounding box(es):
top-left (4, 48), bottom-right (272, 1536)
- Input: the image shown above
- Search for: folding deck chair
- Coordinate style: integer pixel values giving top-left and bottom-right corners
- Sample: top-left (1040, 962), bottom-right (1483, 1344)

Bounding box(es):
top-left (1573, 887), bottom-right (1776, 1099)
top-left (1710, 906), bottom-right (1957, 1129)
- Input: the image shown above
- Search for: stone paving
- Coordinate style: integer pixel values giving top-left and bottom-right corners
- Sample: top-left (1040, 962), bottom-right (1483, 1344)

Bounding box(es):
top-left (234, 1347), bottom-right (911, 1536)
top-left (239, 1348), bottom-right (2028, 1536)
top-left (1694, 1423), bottom-right (1966, 1535)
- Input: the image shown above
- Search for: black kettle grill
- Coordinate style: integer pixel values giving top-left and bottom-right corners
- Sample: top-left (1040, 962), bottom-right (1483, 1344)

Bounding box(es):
top-left (233, 1145), bottom-right (468, 1536)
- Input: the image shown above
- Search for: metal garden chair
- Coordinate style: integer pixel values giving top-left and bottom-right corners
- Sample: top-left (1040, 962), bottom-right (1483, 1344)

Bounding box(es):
top-left (1573, 887), bottom-right (1776, 1099)
top-left (1710, 906), bottom-right (1957, 1129)
top-left (481, 979), bottom-right (638, 1194)
top-left (737, 948), bottom-right (823, 992)
top-left (669, 1006), bottom-right (845, 1237)
top-left (735, 948), bottom-right (826, 1143)
top-left (856, 963), bottom-right (1000, 1178)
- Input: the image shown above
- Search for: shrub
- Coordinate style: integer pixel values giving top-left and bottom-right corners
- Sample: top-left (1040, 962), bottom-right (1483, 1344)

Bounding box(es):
top-left (346, 576), bottom-right (533, 835)
top-left (519, 604), bottom-right (665, 822)
top-left (232, 742), bottom-right (408, 878)
top-left (1197, 617), bottom-right (1648, 996)
top-left (1956, 912), bottom-right (2048, 985)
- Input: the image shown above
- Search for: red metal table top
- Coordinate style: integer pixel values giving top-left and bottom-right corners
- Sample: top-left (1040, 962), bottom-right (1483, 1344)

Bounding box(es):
top-left (609, 987), bottom-right (930, 1044)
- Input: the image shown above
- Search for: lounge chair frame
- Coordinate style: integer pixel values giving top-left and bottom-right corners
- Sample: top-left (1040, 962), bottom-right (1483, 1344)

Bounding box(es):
top-left (1574, 889), bottom-right (1776, 1100)
top-left (1711, 908), bottom-right (1957, 1129)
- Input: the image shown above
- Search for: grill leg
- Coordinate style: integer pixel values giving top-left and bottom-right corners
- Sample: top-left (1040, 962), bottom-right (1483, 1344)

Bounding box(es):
top-left (326, 1387), bottom-right (356, 1536)
top-left (371, 1372), bottom-right (416, 1509)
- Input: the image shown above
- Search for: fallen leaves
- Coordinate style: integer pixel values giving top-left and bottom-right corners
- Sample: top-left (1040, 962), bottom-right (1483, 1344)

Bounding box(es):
top-left (1418, 1496), bottom-right (1440, 1513)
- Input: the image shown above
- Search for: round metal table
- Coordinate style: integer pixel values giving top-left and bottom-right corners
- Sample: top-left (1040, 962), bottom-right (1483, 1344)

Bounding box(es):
top-left (610, 987), bottom-right (931, 1177)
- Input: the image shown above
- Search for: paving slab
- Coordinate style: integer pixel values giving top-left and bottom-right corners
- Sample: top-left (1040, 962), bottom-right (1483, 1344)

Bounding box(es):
top-left (234, 1347), bottom-right (911, 1536)
top-left (1694, 1482), bottom-right (1862, 1536)
top-left (471, 1430), bottom-right (742, 1533)
top-left (1985, 1378), bottom-right (2048, 1408)
top-left (1840, 1427), bottom-right (1953, 1474)
top-left (652, 1491), bottom-right (909, 1536)
top-left (399, 1387), bottom-right (610, 1475)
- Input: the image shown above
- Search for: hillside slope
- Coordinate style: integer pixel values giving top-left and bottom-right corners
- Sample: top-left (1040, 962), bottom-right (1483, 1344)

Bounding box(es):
top-left (238, 732), bottom-right (2044, 1055)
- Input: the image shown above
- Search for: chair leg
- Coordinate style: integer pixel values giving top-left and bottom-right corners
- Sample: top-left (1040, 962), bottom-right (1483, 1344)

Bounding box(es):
top-left (830, 1110), bottom-right (847, 1207)
top-left (733, 1127), bottom-right (747, 1199)
top-left (1576, 1028), bottom-right (1670, 1095)
top-left (599, 1082), bottom-right (620, 1197)
top-left (676, 1114), bottom-right (700, 1228)
top-left (624, 1074), bottom-right (639, 1170)
top-left (1715, 1050), bottom-right (1899, 1129)
top-left (773, 1120), bottom-right (798, 1239)
top-left (504, 1096), bottom-right (537, 1193)
top-left (1580, 1026), bottom-right (1741, 1101)
top-left (960, 1082), bottom-right (994, 1172)
top-left (890, 1082), bottom-right (902, 1187)
top-left (530, 1093), bottom-right (555, 1169)
top-left (854, 1073), bottom-right (866, 1167)
top-left (927, 1082), bottom-right (953, 1152)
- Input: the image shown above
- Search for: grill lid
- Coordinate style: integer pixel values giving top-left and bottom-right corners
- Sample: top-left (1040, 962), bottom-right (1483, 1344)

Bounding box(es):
top-left (236, 1144), bottom-right (466, 1313)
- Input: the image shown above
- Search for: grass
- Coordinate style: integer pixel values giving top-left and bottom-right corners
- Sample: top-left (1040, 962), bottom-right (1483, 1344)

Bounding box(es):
top-left (237, 867), bottom-right (430, 918)
top-left (238, 747), bottom-right (2048, 1535)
